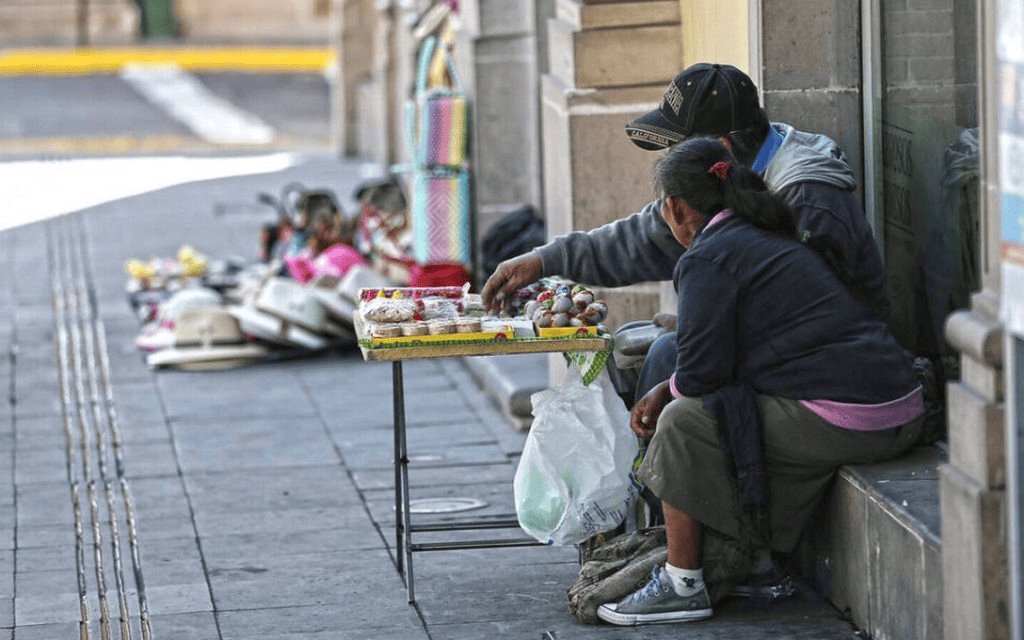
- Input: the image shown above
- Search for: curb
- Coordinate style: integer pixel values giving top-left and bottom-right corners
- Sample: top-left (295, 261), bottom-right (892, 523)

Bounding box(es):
top-left (0, 46), bottom-right (336, 75)
top-left (461, 354), bottom-right (548, 432)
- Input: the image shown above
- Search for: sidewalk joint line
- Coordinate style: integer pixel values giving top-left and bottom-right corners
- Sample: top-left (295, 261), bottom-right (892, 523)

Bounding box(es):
top-left (297, 374), bottom-right (436, 638)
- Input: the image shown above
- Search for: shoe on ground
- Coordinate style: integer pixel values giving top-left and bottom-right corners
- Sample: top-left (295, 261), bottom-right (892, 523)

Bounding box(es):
top-left (729, 563), bottom-right (797, 601)
top-left (596, 565), bottom-right (713, 626)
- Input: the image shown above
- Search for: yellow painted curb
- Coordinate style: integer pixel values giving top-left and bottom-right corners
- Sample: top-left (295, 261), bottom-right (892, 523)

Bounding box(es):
top-left (0, 47), bottom-right (337, 75)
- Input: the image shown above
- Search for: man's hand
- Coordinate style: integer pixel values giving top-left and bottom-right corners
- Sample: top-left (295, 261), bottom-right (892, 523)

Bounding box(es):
top-left (630, 380), bottom-right (672, 440)
top-left (481, 252), bottom-right (543, 313)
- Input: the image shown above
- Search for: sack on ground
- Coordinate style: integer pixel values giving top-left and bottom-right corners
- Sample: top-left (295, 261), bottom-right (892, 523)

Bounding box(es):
top-left (514, 367), bottom-right (637, 546)
top-left (568, 527), bottom-right (667, 623)
top-left (567, 526), bottom-right (754, 624)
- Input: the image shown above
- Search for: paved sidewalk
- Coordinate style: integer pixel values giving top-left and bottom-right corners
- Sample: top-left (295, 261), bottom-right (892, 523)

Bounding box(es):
top-left (0, 155), bottom-right (858, 639)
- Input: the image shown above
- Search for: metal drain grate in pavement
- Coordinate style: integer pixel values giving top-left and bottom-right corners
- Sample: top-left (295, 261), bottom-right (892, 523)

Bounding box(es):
top-left (406, 497), bottom-right (488, 514)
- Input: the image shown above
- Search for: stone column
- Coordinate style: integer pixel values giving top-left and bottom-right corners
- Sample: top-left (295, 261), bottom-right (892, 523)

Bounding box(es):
top-left (341, 0), bottom-right (392, 165)
top-left (348, 0), bottom-right (423, 166)
top-left (334, 0), bottom-right (376, 157)
top-left (386, 1), bottom-right (422, 166)
top-left (540, 0), bottom-right (682, 331)
top-left (456, 0), bottom-right (543, 252)
top-left (175, 0), bottom-right (333, 42)
top-left (942, 294), bottom-right (1008, 640)
top-left (940, 2), bottom-right (1009, 637)
top-left (0, 0), bottom-right (139, 46)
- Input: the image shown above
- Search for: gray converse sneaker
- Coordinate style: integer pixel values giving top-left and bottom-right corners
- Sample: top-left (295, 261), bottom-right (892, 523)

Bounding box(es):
top-left (729, 566), bottom-right (797, 601)
top-left (596, 565), bottom-right (713, 626)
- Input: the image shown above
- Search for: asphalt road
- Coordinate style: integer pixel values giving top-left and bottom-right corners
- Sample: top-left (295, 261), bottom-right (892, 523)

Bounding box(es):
top-left (0, 72), bottom-right (333, 158)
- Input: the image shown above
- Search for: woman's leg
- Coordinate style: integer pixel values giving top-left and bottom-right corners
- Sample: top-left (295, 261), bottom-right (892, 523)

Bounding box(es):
top-left (664, 502), bottom-right (702, 569)
top-left (596, 397), bottom-right (716, 626)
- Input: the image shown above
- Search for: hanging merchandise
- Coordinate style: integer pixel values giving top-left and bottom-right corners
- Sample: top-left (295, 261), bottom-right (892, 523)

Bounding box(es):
top-left (403, 33), bottom-right (472, 286)
top-left (412, 170), bottom-right (470, 265)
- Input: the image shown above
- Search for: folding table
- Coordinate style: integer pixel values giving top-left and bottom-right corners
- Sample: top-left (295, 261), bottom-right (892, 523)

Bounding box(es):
top-left (359, 335), bottom-right (611, 603)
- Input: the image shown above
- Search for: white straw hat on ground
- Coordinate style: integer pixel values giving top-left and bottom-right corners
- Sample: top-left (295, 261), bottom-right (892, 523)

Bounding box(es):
top-left (308, 274), bottom-right (358, 325)
top-left (338, 265), bottom-right (392, 305)
top-left (228, 277), bottom-right (329, 350)
top-left (147, 306), bottom-right (268, 370)
top-left (135, 287), bottom-right (223, 352)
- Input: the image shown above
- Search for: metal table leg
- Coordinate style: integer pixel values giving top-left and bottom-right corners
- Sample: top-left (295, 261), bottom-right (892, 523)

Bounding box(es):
top-left (397, 366), bottom-right (416, 602)
top-left (392, 361), bottom-right (417, 602)
top-left (392, 361), bottom-right (406, 578)
top-left (389, 357), bottom-right (542, 605)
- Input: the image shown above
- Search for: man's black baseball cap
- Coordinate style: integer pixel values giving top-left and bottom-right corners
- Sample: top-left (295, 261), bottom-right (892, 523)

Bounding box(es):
top-left (625, 63), bottom-right (761, 151)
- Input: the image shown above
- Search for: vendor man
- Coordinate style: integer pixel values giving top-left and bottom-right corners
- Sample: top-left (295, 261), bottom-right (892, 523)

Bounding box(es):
top-left (481, 62), bottom-right (887, 402)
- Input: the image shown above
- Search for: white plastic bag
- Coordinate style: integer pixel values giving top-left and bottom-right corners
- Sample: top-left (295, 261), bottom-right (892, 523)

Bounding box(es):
top-left (514, 366), bottom-right (638, 545)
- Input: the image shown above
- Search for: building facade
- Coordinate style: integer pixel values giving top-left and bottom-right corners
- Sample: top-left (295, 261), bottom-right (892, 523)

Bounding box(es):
top-left (335, 2), bottom-right (1021, 637)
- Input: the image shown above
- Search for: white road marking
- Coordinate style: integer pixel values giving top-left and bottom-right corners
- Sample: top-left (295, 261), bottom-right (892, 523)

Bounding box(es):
top-left (120, 63), bottom-right (276, 145)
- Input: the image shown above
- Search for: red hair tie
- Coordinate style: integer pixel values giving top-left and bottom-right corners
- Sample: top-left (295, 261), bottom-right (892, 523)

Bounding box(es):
top-left (708, 161), bottom-right (731, 181)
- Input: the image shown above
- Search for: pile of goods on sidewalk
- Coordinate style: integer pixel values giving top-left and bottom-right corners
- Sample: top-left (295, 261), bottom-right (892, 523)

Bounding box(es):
top-left (123, 181), bottom-right (415, 371)
top-left (126, 247), bottom-right (394, 370)
top-left (357, 278), bottom-right (610, 349)
top-left (122, 174), bottom-right (604, 369)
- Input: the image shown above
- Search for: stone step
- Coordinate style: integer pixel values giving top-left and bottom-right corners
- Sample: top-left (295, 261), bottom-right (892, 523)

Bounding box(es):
top-left (460, 353), bottom-right (547, 432)
top-left (800, 444), bottom-right (944, 640)
top-left (465, 348), bottom-right (945, 640)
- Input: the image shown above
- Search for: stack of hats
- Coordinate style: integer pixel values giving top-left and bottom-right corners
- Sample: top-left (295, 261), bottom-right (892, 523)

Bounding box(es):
top-left (125, 245), bottom-right (246, 324)
top-left (138, 264), bottom-right (394, 371)
top-left (228, 277), bottom-right (334, 351)
top-left (136, 288), bottom-right (223, 353)
top-left (147, 306), bottom-right (269, 371)
top-left (136, 285), bottom-right (268, 371)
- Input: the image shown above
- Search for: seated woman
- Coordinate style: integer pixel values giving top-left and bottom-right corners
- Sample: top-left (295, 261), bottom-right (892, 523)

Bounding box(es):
top-left (596, 138), bottom-right (924, 626)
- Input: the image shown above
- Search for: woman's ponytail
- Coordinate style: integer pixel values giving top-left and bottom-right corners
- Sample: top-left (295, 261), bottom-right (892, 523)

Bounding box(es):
top-left (719, 164), bottom-right (796, 238)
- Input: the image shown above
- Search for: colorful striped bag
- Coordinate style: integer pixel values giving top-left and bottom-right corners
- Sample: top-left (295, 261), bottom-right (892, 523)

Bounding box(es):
top-left (412, 169), bottom-right (471, 264)
top-left (404, 35), bottom-right (472, 272)
top-left (417, 91), bottom-right (468, 169)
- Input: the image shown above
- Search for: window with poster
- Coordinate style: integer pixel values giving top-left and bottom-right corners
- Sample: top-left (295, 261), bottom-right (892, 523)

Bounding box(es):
top-left (871, 0), bottom-right (981, 433)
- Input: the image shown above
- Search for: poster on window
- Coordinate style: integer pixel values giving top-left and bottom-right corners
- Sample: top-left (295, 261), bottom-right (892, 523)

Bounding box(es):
top-left (999, 0), bottom-right (1024, 335)
top-left (880, 104), bottom-right (963, 357)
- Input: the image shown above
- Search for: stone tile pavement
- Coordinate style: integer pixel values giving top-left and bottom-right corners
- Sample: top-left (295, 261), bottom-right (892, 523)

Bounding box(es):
top-left (0, 155), bottom-right (859, 639)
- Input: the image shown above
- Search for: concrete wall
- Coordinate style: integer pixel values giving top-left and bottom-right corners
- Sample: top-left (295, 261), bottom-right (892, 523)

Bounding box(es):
top-left (541, 0), bottom-right (683, 332)
top-left (458, 0), bottom-right (543, 263)
top-left (760, 0), bottom-right (863, 189)
top-left (0, 0), bottom-right (139, 46)
top-left (174, 0), bottom-right (335, 43)
top-left (678, 0), bottom-right (749, 70)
